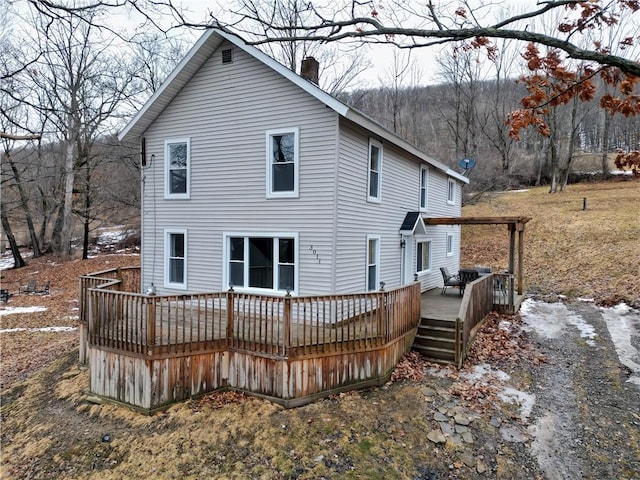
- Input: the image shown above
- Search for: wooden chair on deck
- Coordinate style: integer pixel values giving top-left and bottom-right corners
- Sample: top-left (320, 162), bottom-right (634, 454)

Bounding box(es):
top-left (440, 267), bottom-right (461, 295)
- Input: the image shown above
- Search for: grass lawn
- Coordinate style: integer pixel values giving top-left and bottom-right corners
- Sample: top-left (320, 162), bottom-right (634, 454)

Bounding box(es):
top-left (461, 179), bottom-right (639, 307)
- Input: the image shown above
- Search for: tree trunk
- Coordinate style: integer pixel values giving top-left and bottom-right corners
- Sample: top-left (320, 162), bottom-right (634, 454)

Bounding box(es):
top-left (6, 156), bottom-right (42, 257)
top-left (81, 167), bottom-right (91, 260)
top-left (601, 109), bottom-right (611, 177)
top-left (51, 140), bottom-right (75, 256)
top-left (0, 203), bottom-right (26, 269)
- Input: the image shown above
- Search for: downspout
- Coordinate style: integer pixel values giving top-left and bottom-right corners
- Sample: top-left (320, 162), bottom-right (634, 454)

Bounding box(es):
top-left (330, 114), bottom-right (341, 294)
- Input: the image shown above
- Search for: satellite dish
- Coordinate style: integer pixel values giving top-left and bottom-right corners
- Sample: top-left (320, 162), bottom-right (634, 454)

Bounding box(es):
top-left (459, 158), bottom-right (476, 170)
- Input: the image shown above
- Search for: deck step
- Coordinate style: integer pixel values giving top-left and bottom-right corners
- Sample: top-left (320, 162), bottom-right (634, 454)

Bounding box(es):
top-left (417, 325), bottom-right (456, 339)
top-left (413, 345), bottom-right (456, 362)
top-left (413, 334), bottom-right (456, 350)
top-left (420, 317), bottom-right (457, 329)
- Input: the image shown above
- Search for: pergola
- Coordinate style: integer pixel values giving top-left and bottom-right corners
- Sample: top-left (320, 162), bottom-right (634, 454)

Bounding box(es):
top-left (423, 216), bottom-right (531, 295)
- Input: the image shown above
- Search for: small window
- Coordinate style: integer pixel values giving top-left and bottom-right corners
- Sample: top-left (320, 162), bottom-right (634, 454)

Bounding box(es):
top-left (266, 128), bottom-right (299, 198)
top-left (367, 139), bottom-right (382, 203)
top-left (165, 138), bottom-right (190, 199)
top-left (447, 179), bottom-right (455, 205)
top-left (446, 233), bottom-right (454, 257)
top-left (366, 235), bottom-right (380, 291)
top-left (225, 234), bottom-right (297, 293)
top-left (420, 166), bottom-right (428, 211)
top-left (221, 48), bottom-right (233, 64)
top-left (416, 240), bottom-right (431, 273)
top-left (165, 229), bottom-right (187, 289)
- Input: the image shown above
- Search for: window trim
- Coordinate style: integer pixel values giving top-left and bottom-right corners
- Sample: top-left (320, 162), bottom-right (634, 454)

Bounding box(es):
top-left (366, 234), bottom-right (380, 291)
top-left (367, 138), bottom-right (383, 203)
top-left (419, 165), bottom-right (429, 212)
top-left (447, 178), bottom-right (456, 205)
top-left (223, 232), bottom-right (299, 295)
top-left (266, 127), bottom-right (300, 199)
top-left (164, 228), bottom-right (188, 290)
top-left (416, 238), bottom-right (432, 274)
top-left (164, 138), bottom-right (191, 199)
top-left (446, 233), bottom-right (454, 257)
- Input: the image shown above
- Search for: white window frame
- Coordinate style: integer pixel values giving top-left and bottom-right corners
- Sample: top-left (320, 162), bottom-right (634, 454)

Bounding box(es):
top-left (366, 235), bottom-right (380, 291)
top-left (416, 239), bottom-right (432, 273)
top-left (367, 138), bottom-right (383, 203)
top-left (447, 178), bottom-right (456, 205)
top-left (420, 166), bottom-right (429, 212)
top-left (223, 232), bottom-right (299, 295)
top-left (446, 233), bottom-right (454, 257)
top-left (164, 138), bottom-right (191, 199)
top-left (164, 228), bottom-right (187, 290)
top-left (266, 127), bottom-right (299, 199)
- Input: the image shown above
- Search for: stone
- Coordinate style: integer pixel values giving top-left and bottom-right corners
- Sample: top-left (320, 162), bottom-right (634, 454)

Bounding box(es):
top-left (500, 426), bottom-right (526, 443)
top-left (439, 422), bottom-right (454, 436)
top-left (462, 432), bottom-right (474, 444)
top-left (455, 424), bottom-right (469, 434)
top-left (422, 387), bottom-right (436, 397)
top-left (460, 452), bottom-right (476, 467)
top-left (454, 414), bottom-right (471, 426)
top-left (434, 412), bottom-right (449, 422)
top-left (476, 460), bottom-right (488, 474)
top-left (489, 416), bottom-right (502, 427)
top-left (314, 455), bottom-right (325, 463)
top-left (427, 430), bottom-right (447, 444)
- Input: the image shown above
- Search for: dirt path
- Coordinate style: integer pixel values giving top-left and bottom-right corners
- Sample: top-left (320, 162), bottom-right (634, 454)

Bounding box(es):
top-left (522, 301), bottom-right (640, 479)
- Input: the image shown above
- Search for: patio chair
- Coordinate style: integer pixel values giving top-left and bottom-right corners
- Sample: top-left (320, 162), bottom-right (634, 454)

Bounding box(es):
top-left (440, 267), bottom-right (461, 295)
top-left (19, 279), bottom-right (37, 294)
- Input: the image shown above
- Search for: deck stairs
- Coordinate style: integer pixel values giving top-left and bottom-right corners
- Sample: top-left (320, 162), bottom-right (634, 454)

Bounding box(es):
top-left (412, 317), bottom-right (458, 364)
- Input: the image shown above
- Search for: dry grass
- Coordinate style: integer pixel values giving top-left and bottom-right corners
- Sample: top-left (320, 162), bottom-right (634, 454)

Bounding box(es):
top-left (461, 179), bottom-right (639, 307)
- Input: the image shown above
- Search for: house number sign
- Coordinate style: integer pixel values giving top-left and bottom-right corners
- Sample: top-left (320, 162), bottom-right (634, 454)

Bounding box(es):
top-left (308, 245), bottom-right (322, 264)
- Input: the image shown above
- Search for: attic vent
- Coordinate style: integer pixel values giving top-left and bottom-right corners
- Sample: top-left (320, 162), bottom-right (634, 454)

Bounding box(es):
top-left (221, 48), bottom-right (233, 64)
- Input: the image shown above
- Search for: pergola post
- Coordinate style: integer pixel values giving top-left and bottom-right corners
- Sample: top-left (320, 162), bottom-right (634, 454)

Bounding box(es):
top-left (517, 223), bottom-right (525, 295)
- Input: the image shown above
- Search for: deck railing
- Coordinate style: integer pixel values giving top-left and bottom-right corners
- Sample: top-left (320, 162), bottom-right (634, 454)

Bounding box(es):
top-left (456, 274), bottom-right (496, 368)
top-left (82, 266), bottom-right (421, 360)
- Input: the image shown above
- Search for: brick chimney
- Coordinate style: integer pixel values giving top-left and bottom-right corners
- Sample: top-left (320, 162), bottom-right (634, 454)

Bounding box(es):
top-left (300, 57), bottom-right (319, 84)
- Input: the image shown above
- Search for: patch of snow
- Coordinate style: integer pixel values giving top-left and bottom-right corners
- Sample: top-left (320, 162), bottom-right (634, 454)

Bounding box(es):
top-left (600, 303), bottom-right (640, 386)
top-left (0, 326), bottom-right (77, 333)
top-left (578, 297), bottom-right (595, 303)
top-left (498, 320), bottom-right (512, 332)
top-left (0, 251), bottom-right (34, 271)
top-left (521, 299), bottom-right (597, 346)
top-left (499, 387), bottom-right (536, 422)
top-left (0, 306), bottom-right (48, 316)
top-left (461, 364), bottom-right (511, 383)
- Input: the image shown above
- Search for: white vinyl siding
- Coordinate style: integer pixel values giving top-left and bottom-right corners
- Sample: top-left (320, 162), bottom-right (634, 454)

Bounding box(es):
top-left (164, 228), bottom-right (187, 289)
top-left (223, 233), bottom-right (298, 294)
top-left (366, 235), bottom-right (380, 291)
top-left (367, 138), bottom-right (382, 203)
top-left (420, 166), bottom-right (428, 211)
top-left (266, 127), bottom-right (299, 198)
top-left (165, 138), bottom-right (190, 199)
top-left (141, 42), bottom-right (336, 295)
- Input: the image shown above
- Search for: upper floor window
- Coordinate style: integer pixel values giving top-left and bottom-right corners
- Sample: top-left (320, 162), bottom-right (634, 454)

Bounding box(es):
top-left (367, 139), bottom-right (382, 203)
top-left (447, 179), bottom-right (456, 205)
top-left (420, 166), bottom-right (429, 211)
top-left (165, 229), bottom-right (187, 289)
top-left (266, 127), bottom-right (299, 198)
top-left (165, 138), bottom-right (190, 199)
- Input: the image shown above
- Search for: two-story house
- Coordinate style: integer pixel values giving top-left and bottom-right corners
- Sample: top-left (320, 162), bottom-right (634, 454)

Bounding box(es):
top-left (118, 28), bottom-right (468, 299)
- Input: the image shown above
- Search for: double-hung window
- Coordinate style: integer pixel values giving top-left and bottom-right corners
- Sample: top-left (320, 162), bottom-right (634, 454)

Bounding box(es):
top-left (416, 240), bottom-right (431, 273)
top-left (165, 229), bottom-right (187, 289)
top-left (420, 166), bottom-right (428, 211)
top-left (366, 235), bottom-right (380, 291)
top-left (447, 179), bottom-right (456, 205)
top-left (226, 234), bottom-right (297, 293)
top-left (367, 139), bottom-right (382, 202)
top-left (165, 139), bottom-right (190, 199)
top-left (266, 128), bottom-right (299, 198)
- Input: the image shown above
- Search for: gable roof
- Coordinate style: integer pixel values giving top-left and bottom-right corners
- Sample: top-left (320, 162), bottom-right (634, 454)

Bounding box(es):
top-left (118, 28), bottom-right (469, 184)
top-left (399, 212), bottom-right (427, 235)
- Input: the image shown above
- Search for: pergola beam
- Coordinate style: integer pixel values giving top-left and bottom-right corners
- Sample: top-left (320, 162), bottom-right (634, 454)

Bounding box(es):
top-left (423, 216), bottom-right (531, 295)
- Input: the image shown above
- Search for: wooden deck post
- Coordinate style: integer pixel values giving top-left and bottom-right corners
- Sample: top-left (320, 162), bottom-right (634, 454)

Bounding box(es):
top-left (517, 223), bottom-right (525, 295)
top-left (146, 296), bottom-right (156, 355)
top-left (226, 289), bottom-right (234, 345)
top-left (283, 293), bottom-right (291, 356)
